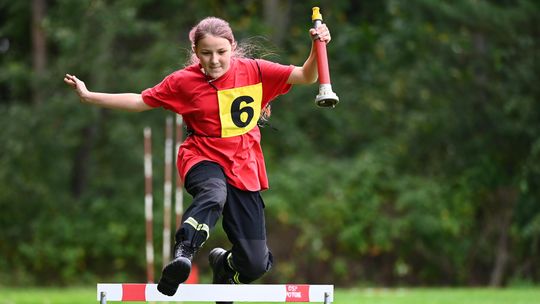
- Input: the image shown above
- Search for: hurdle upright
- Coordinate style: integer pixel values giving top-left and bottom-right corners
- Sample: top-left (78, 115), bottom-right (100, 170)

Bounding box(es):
top-left (97, 283), bottom-right (334, 303)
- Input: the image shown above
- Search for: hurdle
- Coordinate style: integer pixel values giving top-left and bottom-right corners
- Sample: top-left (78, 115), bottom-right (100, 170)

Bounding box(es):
top-left (97, 284), bottom-right (334, 303)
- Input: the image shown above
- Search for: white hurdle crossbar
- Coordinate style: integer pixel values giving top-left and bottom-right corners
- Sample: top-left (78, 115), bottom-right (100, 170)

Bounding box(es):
top-left (97, 283), bottom-right (334, 303)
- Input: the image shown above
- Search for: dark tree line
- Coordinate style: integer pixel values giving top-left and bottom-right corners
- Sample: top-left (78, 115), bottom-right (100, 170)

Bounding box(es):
top-left (1, 0), bottom-right (538, 287)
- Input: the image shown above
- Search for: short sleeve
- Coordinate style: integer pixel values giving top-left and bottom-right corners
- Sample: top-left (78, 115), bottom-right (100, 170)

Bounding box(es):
top-left (256, 59), bottom-right (294, 105)
top-left (141, 71), bottom-right (183, 112)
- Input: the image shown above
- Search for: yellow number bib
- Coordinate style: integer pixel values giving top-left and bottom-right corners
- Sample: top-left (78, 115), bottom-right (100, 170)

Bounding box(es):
top-left (217, 82), bottom-right (263, 138)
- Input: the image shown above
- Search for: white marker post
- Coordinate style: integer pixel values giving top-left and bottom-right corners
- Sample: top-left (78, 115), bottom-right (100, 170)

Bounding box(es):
top-left (163, 117), bottom-right (173, 267)
top-left (143, 128), bottom-right (154, 283)
top-left (174, 115), bottom-right (184, 229)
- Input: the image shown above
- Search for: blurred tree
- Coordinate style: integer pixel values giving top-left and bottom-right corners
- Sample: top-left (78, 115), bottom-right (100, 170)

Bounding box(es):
top-left (32, 0), bottom-right (47, 104)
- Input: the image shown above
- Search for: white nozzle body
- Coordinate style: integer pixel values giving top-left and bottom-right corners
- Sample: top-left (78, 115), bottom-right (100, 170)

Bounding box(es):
top-left (315, 84), bottom-right (340, 108)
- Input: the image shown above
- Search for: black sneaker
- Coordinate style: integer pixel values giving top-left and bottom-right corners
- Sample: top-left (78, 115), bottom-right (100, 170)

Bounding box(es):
top-left (209, 247), bottom-right (234, 304)
top-left (157, 243), bottom-right (196, 296)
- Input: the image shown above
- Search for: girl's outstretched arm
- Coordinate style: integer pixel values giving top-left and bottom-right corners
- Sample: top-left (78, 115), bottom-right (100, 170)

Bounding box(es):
top-left (64, 74), bottom-right (152, 112)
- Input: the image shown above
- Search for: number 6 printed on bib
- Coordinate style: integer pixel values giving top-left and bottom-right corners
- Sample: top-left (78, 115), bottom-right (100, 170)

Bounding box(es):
top-left (218, 82), bottom-right (263, 138)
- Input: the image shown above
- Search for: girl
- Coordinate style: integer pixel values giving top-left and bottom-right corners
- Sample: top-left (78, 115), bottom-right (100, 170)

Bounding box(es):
top-left (64, 16), bottom-right (331, 300)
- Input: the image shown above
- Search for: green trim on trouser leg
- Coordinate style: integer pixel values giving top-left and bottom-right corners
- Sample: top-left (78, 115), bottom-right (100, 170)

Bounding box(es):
top-left (226, 253), bottom-right (243, 284)
top-left (184, 216), bottom-right (210, 247)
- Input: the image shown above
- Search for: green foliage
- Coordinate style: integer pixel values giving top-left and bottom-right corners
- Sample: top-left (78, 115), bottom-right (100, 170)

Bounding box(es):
top-left (0, 0), bottom-right (539, 287)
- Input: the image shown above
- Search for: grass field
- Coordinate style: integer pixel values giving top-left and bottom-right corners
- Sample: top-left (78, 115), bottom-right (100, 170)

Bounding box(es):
top-left (1, 287), bottom-right (539, 304)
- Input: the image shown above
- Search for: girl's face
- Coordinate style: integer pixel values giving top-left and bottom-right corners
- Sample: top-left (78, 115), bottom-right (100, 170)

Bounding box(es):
top-left (195, 34), bottom-right (234, 80)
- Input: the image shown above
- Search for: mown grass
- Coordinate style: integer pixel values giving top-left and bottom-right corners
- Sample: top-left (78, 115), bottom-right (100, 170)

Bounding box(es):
top-left (340, 287), bottom-right (540, 304)
top-left (1, 287), bottom-right (539, 304)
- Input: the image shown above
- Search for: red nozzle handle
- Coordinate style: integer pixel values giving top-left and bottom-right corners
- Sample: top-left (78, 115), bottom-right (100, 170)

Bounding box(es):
top-left (312, 8), bottom-right (331, 85)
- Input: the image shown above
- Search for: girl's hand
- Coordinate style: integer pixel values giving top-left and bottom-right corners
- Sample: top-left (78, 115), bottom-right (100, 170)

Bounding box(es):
top-left (310, 23), bottom-right (331, 44)
top-left (63, 74), bottom-right (90, 102)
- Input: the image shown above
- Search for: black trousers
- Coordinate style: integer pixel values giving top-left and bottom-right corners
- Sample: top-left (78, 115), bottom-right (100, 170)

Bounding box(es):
top-left (176, 161), bottom-right (273, 283)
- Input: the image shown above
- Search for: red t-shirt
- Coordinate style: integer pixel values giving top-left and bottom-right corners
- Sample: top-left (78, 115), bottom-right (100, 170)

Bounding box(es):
top-left (141, 58), bottom-right (294, 191)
